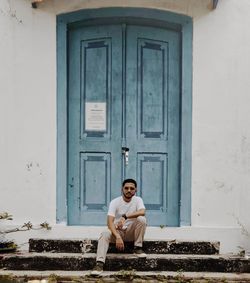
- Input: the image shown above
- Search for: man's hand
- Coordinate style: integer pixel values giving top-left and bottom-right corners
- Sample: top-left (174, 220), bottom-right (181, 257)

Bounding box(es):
top-left (116, 236), bottom-right (124, 251)
top-left (107, 215), bottom-right (125, 250)
top-left (116, 216), bottom-right (126, 230)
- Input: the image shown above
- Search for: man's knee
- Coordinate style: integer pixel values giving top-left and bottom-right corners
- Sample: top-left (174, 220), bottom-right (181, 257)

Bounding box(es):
top-left (99, 230), bottom-right (112, 241)
top-left (137, 216), bottom-right (147, 226)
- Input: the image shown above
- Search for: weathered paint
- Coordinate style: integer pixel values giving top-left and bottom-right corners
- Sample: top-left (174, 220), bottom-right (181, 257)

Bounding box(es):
top-left (66, 19), bottom-right (184, 226)
top-left (57, 7), bottom-right (192, 227)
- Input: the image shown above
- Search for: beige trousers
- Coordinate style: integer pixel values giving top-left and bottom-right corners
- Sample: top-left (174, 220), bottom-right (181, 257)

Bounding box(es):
top-left (96, 216), bottom-right (147, 263)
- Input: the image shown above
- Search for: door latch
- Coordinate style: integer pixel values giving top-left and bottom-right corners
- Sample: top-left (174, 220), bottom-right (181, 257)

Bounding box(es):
top-left (122, 147), bottom-right (129, 166)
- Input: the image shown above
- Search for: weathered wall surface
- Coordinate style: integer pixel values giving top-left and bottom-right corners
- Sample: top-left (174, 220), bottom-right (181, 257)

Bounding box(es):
top-left (192, 0), bottom-right (250, 253)
top-left (0, 0), bottom-right (56, 224)
top-left (1, 0), bottom-right (250, 253)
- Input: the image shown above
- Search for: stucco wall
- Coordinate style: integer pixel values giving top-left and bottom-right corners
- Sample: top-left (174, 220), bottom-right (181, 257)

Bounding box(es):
top-left (192, 0), bottom-right (250, 251)
top-left (0, 0), bottom-right (56, 224)
top-left (1, 0), bottom-right (250, 253)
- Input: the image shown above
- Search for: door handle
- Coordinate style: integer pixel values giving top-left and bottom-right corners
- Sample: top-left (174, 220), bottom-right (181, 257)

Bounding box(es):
top-left (122, 147), bottom-right (129, 166)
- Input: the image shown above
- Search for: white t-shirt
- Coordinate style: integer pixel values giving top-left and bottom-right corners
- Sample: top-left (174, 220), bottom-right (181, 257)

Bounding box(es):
top-left (108, 196), bottom-right (145, 228)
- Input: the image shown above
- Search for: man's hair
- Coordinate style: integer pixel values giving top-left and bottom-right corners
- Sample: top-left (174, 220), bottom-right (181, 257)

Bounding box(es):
top-left (122, 178), bottom-right (137, 188)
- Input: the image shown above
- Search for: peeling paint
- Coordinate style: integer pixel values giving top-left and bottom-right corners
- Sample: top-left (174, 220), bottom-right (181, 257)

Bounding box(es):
top-left (26, 162), bottom-right (43, 176)
top-left (26, 163), bottom-right (33, 171)
top-left (205, 180), bottom-right (233, 193)
top-left (214, 180), bottom-right (233, 193)
top-left (0, 0), bottom-right (23, 23)
top-left (233, 215), bottom-right (250, 238)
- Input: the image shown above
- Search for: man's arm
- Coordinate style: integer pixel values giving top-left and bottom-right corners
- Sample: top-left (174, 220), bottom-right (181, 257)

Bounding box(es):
top-left (107, 215), bottom-right (121, 238)
top-left (107, 215), bottom-right (124, 251)
top-left (125, 208), bottom-right (145, 219)
top-left (117, 208), bottom-right (146, 229)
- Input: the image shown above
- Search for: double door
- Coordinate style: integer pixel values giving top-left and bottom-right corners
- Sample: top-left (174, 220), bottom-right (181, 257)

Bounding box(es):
top-left (68, 23), bottom-right (181, 226)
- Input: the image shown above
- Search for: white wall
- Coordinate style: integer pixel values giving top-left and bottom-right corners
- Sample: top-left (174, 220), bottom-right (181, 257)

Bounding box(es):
top-left (0, 0), bottom-right (56, 224)
top-left (192, 0), bottom-right (250, 252)
top-left (1, 0), bottom-right (250, 254)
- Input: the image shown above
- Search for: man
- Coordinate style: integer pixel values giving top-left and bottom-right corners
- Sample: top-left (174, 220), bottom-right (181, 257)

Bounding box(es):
top-left (91, 178), bottom-right (147, 276)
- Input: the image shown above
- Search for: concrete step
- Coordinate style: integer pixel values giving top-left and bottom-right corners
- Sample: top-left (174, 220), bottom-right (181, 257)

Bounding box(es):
top-left (1, 252), bottom-right (250, 273)
top-left (1, 270), bottom-right (250, 283)
top-left (29, 239), bottom-right (220, 255)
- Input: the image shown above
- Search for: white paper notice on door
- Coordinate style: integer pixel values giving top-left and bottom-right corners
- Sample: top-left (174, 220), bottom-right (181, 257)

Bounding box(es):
top-left (85, 102), bottom-right (106, 131)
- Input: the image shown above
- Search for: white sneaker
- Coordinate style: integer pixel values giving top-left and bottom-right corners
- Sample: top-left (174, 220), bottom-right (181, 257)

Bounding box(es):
top-left (133, 247), bottom-right (147, 258)
top-left (91, 261), bottom-right (104, 276)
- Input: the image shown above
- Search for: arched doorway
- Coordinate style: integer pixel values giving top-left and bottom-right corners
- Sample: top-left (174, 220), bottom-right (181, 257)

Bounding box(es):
top-left (57, 8), bottom-right (192, 227)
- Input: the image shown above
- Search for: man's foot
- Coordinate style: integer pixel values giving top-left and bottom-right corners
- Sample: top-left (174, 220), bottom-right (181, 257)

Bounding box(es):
top-left (91, 261), bottom-right (104, 276)
top-left (133, 246), bottom-right (147, 258)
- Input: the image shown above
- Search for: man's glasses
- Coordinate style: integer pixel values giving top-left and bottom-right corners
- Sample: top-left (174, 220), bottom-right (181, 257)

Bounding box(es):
top-left (123, 186), bottom-right (136, 191)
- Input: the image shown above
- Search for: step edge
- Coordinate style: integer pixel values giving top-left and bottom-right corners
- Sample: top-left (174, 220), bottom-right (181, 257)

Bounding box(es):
top-left (29, 238), bottom-right (220, 244)
top-left (1, 270), bottom-right (250, 280)
top-left (1, 252), bottom-right (246, 260)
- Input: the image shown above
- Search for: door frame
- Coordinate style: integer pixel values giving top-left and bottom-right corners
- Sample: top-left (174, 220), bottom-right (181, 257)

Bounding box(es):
top-left (56, 7), bottom-right (193, 226)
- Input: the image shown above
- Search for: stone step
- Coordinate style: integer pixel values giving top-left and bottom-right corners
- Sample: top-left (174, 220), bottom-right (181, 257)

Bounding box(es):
top-left (29, 239), bottom-right (220, 255)
top-left (1, 270), bottom-right (250, 283)
top-left (1, 252), bottom-right (250, 273)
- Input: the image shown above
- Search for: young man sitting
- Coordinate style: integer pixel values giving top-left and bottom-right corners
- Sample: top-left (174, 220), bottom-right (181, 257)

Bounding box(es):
top-left (91, 178), bottom-right (147, 276)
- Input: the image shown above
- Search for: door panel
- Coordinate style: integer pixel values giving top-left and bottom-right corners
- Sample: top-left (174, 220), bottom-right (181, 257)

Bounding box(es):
top-left (139, 38), bottom-right (167, 138)
top-left (125, 26), bottom-right (180, 226)
top-left (80, 152), bottom-right (111, 210)
top-left (68, 23), bottom-right (180, 226)
top-left (68, 25), bottom-right (123, 225)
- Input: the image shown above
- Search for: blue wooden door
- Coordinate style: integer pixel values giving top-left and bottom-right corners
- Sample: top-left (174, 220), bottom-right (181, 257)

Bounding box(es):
top-left (68, 23), bottom-right (180, 226)
top-left (125, 25), bottom-right (180, 226)
top-left (68, 25), bottom-right (123, 225)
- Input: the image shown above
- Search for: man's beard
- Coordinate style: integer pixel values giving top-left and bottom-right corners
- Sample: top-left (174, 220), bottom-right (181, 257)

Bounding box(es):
top-left (123, 192), bottom-right (134, 200)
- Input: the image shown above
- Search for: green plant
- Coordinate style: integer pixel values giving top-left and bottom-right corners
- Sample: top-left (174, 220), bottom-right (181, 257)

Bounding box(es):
top-left (0, 211), bottom-right (51, 253)
top-left (47, 273), bottom-right (58, 283)
top-left (237, 246), bottom-right (245, 257)
top-left (1, 221), bottom-right (51, 234)
top-left (0, 240), bottom-right (18, 253)
top-left (174, 269), bottom-right (186, 283)
top-left (114, 269), bottom-right (137, 280)
top-left (0, 274), bottom-right (16, 283)
top-left (0, 212), bottom-right (13, 220)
